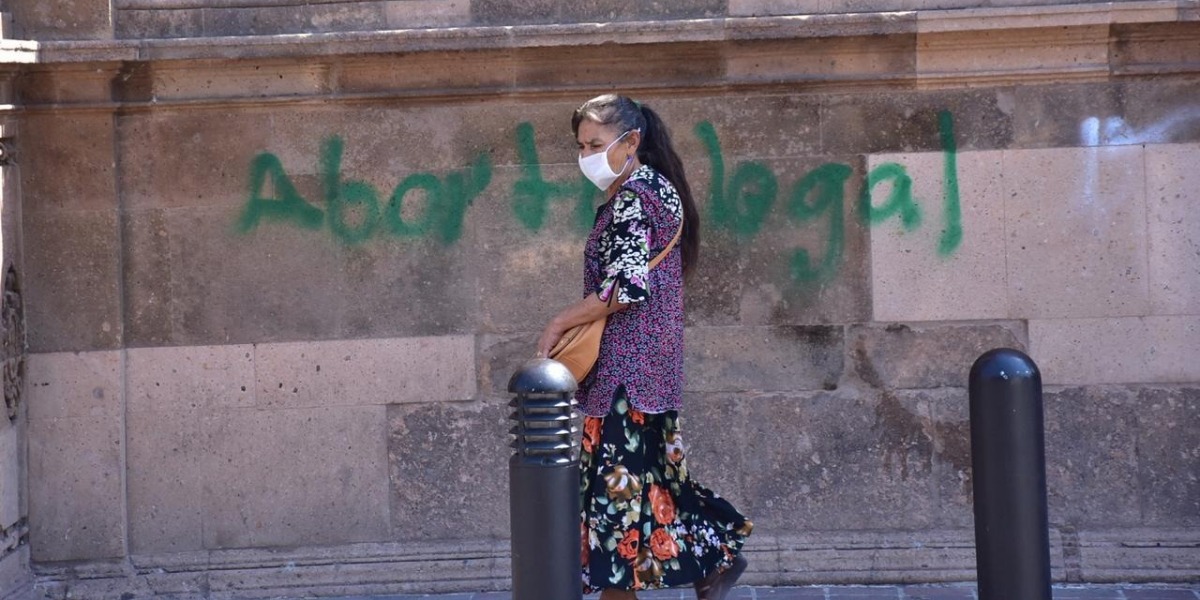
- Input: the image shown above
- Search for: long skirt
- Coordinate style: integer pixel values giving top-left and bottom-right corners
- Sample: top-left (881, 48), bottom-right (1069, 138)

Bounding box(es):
top-left (580, 388), bottom-right (753, 593)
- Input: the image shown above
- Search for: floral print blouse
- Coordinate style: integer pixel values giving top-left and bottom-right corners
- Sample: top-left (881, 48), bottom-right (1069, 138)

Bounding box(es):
top-left (576, 164), bottom-right (685, 417)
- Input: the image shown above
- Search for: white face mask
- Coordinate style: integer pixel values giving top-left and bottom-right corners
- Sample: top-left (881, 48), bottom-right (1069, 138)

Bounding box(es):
top-left (578, 129), bottom-right (637, 191)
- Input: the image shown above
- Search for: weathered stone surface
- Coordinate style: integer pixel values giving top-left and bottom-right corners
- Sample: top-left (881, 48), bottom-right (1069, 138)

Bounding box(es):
top-left (114, 8), bottom-right (204, 39)
top-left (387, 400), bottom-right (510, 540)
top-left (7, 0), bottom-right (112, 40)
top-left (1029, 317), bottom-right (1200, 386)
top-left (1010, 83), bottom-right (1122, 149)
top-left (559, 0), bottom-right (725, 22)
top-left (477, 333), bottom-right (534, 396)
top-left (1078, 528), bottom-right (1200, 583)
top-left (917, 25), bottom-right (1109, 80)
top-left (128, 402), bottom-right (390, 553)
top-left (727, 36), bottom-right (914, 86)
top-left (121, 208), bottom-right (173, 347)
top-left (924, 388), bottom-right (973, 529)
top-left (149, 61), bottom-right (331, 101)
top-left (201, 3), bottom-right (388, 37)
top-left (0, 420), bottom-right (21, 529)
top-left (0, 546), bottom-right (30, 600)
top-left (469, 0), bottom-right (562, 25)
top-left (868, 150), bottom-right (1008, 322)
top-left (337, 50), bottom-right (515, 95)
top-left (849, 321), bottom-right (1025, 390)
top-left (1005, 145), bottom-right (1149, 319)
top-left (385, 0), bottom-right (471, 29)
top-left (126, 344), bottom-right (255, 412)
top-left (254, 336), bottom-right (476, 408)
top-left (684, 325), bottom-right (843, 392)
top-left (821, 89), bottom-right (1014, 154)
top-left (1146, 143), bottom-right (1200, 315)
top-left (650, 94), bottom-right (822, 161)
top-left (1115, 76), bottom-right (1200, 147)
top-left (1043, 386), bottom-right (1141, 529)
top-left (1135, 387), bottom-right (1199, 526)
top-left (28, 414), bottom-right (124, 561)
top-left (19, 113), bottom-right (116, 213)
top-left (26, 350), bottom-right (122, 422)
top-left (513, 42), bottom-right (724, 90)
top-left (737, 390), bottom-right (941, 532)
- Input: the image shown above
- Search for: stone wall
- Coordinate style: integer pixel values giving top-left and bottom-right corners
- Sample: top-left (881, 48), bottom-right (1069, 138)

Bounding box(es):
top-left (2, 0), bottom-right (1199, 598)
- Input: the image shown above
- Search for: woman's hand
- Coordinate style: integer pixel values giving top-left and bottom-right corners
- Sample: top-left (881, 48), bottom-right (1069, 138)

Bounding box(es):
top-left (536, 293), bottom-right (628, 358)
top-left (535, 321), bottom-right (567, 358)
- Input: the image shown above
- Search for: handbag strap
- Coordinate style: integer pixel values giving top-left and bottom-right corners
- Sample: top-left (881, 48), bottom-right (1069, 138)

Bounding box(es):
top-left (627, 178), bottom-right (684, 271)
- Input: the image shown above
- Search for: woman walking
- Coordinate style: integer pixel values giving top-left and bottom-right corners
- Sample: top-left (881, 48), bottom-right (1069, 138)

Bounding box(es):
top-left (536, 94), bottom-right (753, 600)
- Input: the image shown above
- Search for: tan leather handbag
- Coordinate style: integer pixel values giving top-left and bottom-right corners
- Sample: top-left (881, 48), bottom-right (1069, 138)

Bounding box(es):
top-left (549, 222), bottom-right (684, 382)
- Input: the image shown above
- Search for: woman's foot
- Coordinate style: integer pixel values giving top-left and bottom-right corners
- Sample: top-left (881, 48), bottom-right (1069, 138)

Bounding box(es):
top-left (693, 554), bottom-right (748, 600)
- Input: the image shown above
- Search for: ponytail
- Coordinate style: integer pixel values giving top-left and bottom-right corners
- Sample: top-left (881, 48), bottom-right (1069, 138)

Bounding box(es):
top-left (636, 105), bottom-right (700, 277)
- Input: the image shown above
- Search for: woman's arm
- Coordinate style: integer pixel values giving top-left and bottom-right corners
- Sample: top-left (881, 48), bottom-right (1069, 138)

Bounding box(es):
top-left (536, 294), bottom-right (627, 357)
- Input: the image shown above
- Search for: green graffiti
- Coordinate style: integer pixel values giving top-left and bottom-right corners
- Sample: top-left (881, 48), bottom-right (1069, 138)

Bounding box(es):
top-left (696, 121), bottom-right (777, 238)
top-left (938, 110), bottom-right (963, 256)
top-left (787, 163), bottom-right (853, 282)
top-left (322, 137), bottom-right (381, 245)
top-left (861, 162), bottom-right (922, 231)
top-left (239, 136), bottom-right (490, 245)
top-left (512, 122), bottom-right (595, 233)
top-left (238, 152), bottom-right (324, 232)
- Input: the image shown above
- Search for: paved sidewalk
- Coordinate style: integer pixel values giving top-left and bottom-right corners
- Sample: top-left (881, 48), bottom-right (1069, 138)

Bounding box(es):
top-left (303, 584), bottom-right (1200, 600)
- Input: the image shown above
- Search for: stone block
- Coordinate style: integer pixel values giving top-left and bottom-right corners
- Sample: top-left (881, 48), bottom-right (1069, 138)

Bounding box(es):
top-left (387, 400), bottom-right (509, 540)
top-left (849, 321), bottom-right (1025, 390)
top-left (149, 61), bottom-right (331, 102)
top-left (28, 415), bottom-right (124, 561)
top-left (384, 0), bottom-right (470, 28)
top-left (925, 388), bottom-right (973, 528)
top-left (0, 420), bottom-right (21, 528)
top-left (821, 89), bottom-right (1015, 155)
top-left (917, 25), bottom-right (1109, 79)
top-left (19, 113), bottom-right (116, 213)
top-left (1011, 83), bottom-right (1122, 149)
top-left (1004, 146), bottom-right (1149, 319)
top-left (1029, 317), bottom-right (1200, 385)
top-left (1113, 77), bottom-right (1200, 147)
top-left (116, 111), bottom-right (276, 211)
top-left (25, 350), bottom-right (122, 422)
top-left (7, 0), bottom-right (112, 40)
top-left (737, 390), bottom-right (941, 532)
top-left (1146, 144), bottom-right (1200, 315)
top-left (684, 325), bottom-right (843, 392)
top-left (201, 3), bottom-right (387, 36)
top-left (125, 405), bottom-right (207, 554)
top-left (1043, 387), bottom-right (1141, 528)
top-left (338, 50), bottom-right (514, 96)
top-left (121, 208), bottom-right (174, 347)
top-left (1112, 23), bottom-right (1200, 75)
top-left (1077, 528), bottom-right (1200, 582)
top-left (254, 336), bottom-right (476, 408)
top-left (649, 94), bottom-right (822, 162)
top-left (559, 0), bottom-right (724, 22)
top-left (729, 0), bottom-right (823, 16)
top-left (727, 36), bottom-right (914, 86)
top-left (126, 344), bottom-right (255, 412)
top-left (114, 8), bottom-right (204, 39)
top-left (203, 405), bottom-right (390, 548)
top-left (674, 394), bottom-right (752, 508)
top-left (0, 546), bottom-right (30, 600)
top-left (1135, 387), bottom-right (1199, 526)
top-left (469, 0), bottom-right (560, 25)
top-left (868, 150), bottom-right (1007, 322)
top-left (514, 42), bottom-right (724, 90)
top-left (23, 211), bottom-right (121, 352)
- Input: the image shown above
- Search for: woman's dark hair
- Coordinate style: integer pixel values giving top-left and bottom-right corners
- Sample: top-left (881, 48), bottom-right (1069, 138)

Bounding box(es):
top-left (572, 94), bottom-right (701, 277)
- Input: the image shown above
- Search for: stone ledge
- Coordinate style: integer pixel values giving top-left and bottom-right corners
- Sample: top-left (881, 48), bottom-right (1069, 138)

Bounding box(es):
top-left (0, 1), bottom-right (1188, 66)
top-left (28, 528), bottom-right (1200, 598)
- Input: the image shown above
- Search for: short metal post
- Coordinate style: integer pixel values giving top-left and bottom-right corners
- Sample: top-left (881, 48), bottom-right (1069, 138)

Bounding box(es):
top-left (508, 358), bottom-right (582, 600)
top-left (969, 348), bottom-right (1052, 600)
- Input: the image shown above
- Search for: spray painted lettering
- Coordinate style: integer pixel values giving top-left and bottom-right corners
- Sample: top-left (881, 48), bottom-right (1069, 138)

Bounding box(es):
top-left (238, 111), bottom-right (962, 280)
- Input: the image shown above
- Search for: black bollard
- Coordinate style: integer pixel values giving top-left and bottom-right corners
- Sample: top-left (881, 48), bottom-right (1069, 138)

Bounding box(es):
top-left (508, 358), bottom-right (582, 600)
top-left (969, 348), bottom-right (1052, 600)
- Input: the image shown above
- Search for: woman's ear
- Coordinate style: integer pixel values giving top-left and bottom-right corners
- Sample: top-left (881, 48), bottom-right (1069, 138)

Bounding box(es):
top-left (626, 129), bottom-right (642, 153)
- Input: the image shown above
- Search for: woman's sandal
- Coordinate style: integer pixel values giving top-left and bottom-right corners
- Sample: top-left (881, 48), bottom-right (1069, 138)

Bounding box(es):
top-left (693, 555), bottom-right (748, 600)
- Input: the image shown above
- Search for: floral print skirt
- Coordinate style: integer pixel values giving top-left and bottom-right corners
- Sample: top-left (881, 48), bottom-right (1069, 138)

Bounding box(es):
top-left (580, 388), bottom-right (753, 593)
